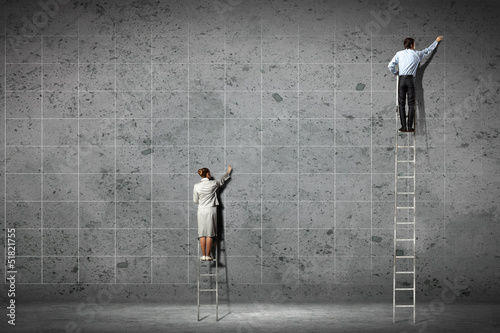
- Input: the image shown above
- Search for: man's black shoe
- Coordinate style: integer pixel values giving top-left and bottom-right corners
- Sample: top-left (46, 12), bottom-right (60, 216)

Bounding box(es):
top-left (406, 127), bottom-right (415, 132)
top-left (399, 127), bottom-right (407, 132)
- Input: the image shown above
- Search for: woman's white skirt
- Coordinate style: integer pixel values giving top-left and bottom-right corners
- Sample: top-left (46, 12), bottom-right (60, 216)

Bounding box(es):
top-left (197, 206), bottom-right (217, 238)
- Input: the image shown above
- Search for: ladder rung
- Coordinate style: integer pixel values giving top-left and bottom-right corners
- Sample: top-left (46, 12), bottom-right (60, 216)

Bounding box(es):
top-left (397, 146), bottom-right (415, 148)
top-left (396, 192), bottom-right (415, 194)
top-left (199, 259), bottom-right (217, 262)
top-left (200, 274), bottom-right (217, 277)
top-left (199, 304), bottom-right (216, 307)
top-left (199, 289), bottom-right (217, 292)
top-left (396, 206), bottom-right (415, 209)
top-left (396, 222), bottom-right (414, 224)
top-left (396, 271), bottom-right (414, 274)
top-left (397, 160), bottom-right (415, 163)
top-left (396, 256), bottom-right (415, 258)
top-left (395, 305), bottom-right (415, 308)
top-left (395, 288), bottom-right (414, 291)
top-left (396, 239), bottom-right (414, 242)
top-left (397, 175), bottom-right (415, 178)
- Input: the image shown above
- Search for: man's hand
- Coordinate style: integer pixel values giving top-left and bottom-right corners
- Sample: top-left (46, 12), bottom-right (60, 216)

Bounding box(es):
top-left (227, 165), bottom-right (232, 173)
top-left (436, 36), bottom-right (444, 42)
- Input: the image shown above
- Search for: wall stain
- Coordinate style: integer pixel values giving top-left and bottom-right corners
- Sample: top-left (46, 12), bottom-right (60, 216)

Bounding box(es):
top-left (141, 148), bottom-right (152, 155)
top-left (272, 93), bottom-right (283, 102)
top-left (117, 261), bottom-right (129, 268)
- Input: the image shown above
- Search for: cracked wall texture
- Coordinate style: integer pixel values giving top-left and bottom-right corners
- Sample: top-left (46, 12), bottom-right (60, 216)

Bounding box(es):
top-left (1, 0), bottom-right (499, 303)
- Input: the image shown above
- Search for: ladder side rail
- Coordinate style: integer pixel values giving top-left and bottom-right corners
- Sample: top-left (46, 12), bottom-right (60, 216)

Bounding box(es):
top-left (216, 240), bottom-right (219, 321)
top-left (393, 132), bottom-right (398, 323)
top-left (197, 245), bottom-right (200, 321)
top-left (393, 74), bottom-right (399, 324)
top-left (412, 133), bottom-right (417, 323)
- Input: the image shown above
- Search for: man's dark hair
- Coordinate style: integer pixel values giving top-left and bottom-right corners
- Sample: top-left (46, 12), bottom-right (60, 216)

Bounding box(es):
top-left (404, 38), bottom-right (415, 49)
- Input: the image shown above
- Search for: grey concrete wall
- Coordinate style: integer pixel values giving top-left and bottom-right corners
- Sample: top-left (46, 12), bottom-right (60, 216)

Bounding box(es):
top-left (1, 0), bottom-right (500, 303)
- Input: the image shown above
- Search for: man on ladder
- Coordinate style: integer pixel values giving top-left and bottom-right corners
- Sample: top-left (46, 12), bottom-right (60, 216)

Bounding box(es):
top-left (388, 36), bottom-right (444, 132)
top-left (389, 35), bottom-right (443, 324)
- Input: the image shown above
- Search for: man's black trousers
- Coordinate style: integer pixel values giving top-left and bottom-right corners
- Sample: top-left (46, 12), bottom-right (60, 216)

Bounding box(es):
top-left (398, 75), bottom-right (415, 129)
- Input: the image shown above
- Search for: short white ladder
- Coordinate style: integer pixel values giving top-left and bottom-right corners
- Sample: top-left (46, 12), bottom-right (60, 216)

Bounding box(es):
top-left (197, 242), bottom-right (218, 321)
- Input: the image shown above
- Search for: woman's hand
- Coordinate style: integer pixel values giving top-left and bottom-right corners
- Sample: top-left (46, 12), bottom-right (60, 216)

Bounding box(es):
top-left (227, 165), bottom-right (232, 173)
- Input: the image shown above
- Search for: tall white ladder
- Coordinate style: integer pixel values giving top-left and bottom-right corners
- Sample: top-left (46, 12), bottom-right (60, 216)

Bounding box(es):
top-left (393, 76), bottom-right (416, 323)
top-left (197, 242), bottom-right (219, 321)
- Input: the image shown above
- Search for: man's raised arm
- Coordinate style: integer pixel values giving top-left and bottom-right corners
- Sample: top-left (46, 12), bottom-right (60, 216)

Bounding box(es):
top-left (418, 36), bottom-right (443, 60)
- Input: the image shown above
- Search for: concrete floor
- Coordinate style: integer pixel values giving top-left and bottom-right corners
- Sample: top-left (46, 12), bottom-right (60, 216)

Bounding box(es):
top-left (3, 301), bottom-right (499, 333)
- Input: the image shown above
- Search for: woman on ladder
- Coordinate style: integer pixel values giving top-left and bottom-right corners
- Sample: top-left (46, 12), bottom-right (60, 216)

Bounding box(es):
top-left (193, 165), bottom-right (232, 261)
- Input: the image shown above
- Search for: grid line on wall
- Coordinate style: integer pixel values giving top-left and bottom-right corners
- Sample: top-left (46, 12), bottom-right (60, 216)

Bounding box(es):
top-left (223, 14), bottom-right (228, 284)
top-left (13, 227), bottom-right (381, 231)
top-left (40, 33), bottom-right (44, 283)
top-left (3, 116), bottom-right (402, 120)
top-left (113, 1), bottom-right (118, 284)
top-left (13, 254), bottom-right (375, 258)
top-left (6, 199), bottom-right (384, 203)
top-left (1, 172), bottom-right (413, 175)
top-left (6, 61), bottom-right (407, 65)
top-left (150, 11), bottom-right (154, 284)
top-left (369, 7), bottom-right (373, 284)
top-left (260, 15), bottom-right (264, 284)
top-left (296, 22), bottom-right (301, 284)
top-left (187, 21), bottom-right (190, 282)
top-left (332, 15), bottom-right (337, 285)
top-left (3, 11), bottom-right (7, 284)
top-left (11, 281), bottom-right (380, 285)
top-left (5, 144), bottom-right (424, 148)
top-left (76, 2), bottom-right (81, 284)
top-left (4, 88), bottom-right (407, 93)
top-left (442, 35), bottom-right (447, 257)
